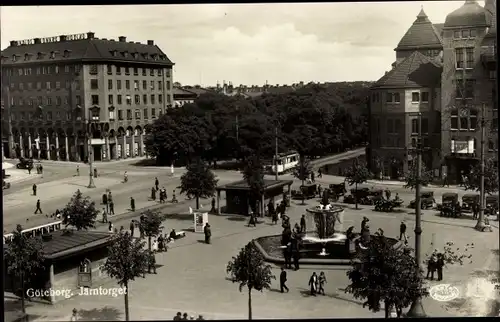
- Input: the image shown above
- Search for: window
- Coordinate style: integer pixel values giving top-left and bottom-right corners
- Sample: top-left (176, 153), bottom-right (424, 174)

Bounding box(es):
top-left (45, 111), bottom-right (52, 121)
top-left (465, 47), bottom-right (474, 69)
top-left (151, 94), bottom-right (155, 104)
top-left (488, 140), bottom-right (495, 151)
top-left (64, 96), bottom-right (69, 105)
top-left (36, 67), bottom-right (41, 75)
top-left (65, 81), bottom-right (70, 89)
top-left (455, 48), bottom-right (464, 69)
top-left (469, 110), bottom-right (478, 130)
top-left (108, 79), bottom-right (113, 90)
top-left (394, 92), bottom-right (400, 103)
top-left (135, 109), bottom-right (141, 119)
top-left (27, 83), bottom-right (33, 90)
top-left (158, 94), bottom-right (163, 104)
top-left (90, 79), bottom-right (99, 90)
top-left (460, 114), bottom-right (468, 130)
top-left (152, 108), bottom-right (156, 118)
top-left (126, 95), bottom-right (132, 105)
top-left (421, 118), bottom-right (429, 133)
top-left (76, 95), bottom-right (81, 105)
top-left (420, 92), bottom-right (429, 102)
top-left (56, 96), bottom-right (62, 106)
top-left (18, 68), bottom-right (23, 76)
top-left (125, 67), bottom-right (130, 75)
top-left (19, 83), bottom-right (24, 90)
top-left (108, 95), bottom-right (114, 105)
top-left (456, 79), bottom-right (475, 99)
top-left (411, 119), bottom-right (418, 134)
top-left (166, 68), bottom-right (171, 77)
top-left (135, 95), bottom-right (140, 104)
top-left (166, 81), bottom-right (171, 90)
top-left (75, 80), bottom-right (81, 90)
top-left (158, 81), bottom-right (163, 90)
top-left (386, 93), bottom-right (392, 103)
top-left (412, 92), bottom-right (420, 102)
top-left (116, 66), bottom-right (121, 75)
top-left (133, 67), bottom-right (138, 76)
top-left (91, 95), bottom-right (99, 105)
top-left (55, 82), bottom-right (61, 89)
top-left (117, 95), bottom-right (122, 105)
top-left (109, 109), bottom-right (115, 120)
top-left (461, 29), bottom-right (470, 38)
top-left (125, 80), bottom-right (130, 90)
top-left (89, 65), bottom-right (98, 75)
top-left (75, 65), bottom-right (81, 74)
top-left (150, 68), bottom-right (154, 76)
top-left (167, 95), bottom-right (171, 103)
top-left (117, 80), bottom-right (122, 90)
top-left (55, 111), bottom-right (61, 120)
top-left (470, 29), bottom-right (476, 38)
top-left (37, 96), bottom-right (43, 105)
top-left (65, 65), bottom-right (70, 73)
top-left (144, 108), bottom-right (148, 119)
top-left (25, 68), bottom-right (32, 75)
top-left (150, 81), bottom-right (154, 90)
top-left (20, 112), bottom-right (26, 120)
top-left (118, 110), bottom-right (124, 120)
top-left (28, 112), bottom-right (33, 120)
top-left (46, 82), bottom-right (51, 90)
top-left (489, 70), bottom-right (496, 80)
top-left (143, 94), bottom-right (148, 104)
top-left (42, 66), bottom-right (47, 74)
top-left (134, 80), bottom-right (139, 90)
top-left (107, 65), bottom-right (112, 75)
top-left (127, 109), bottom-right (132, 120)
top-left (55, 66), bottom-right (59, 74)
top-left (492, 117), bottom-right (498, 131)
top-left (143, 80), bottom-right (147, 90)
top-left (46, 97), bottom-right (52, 105)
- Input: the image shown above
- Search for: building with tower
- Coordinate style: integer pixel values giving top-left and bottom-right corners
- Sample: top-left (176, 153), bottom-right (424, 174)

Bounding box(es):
top-left (1, 32), bottom-right (174, 162)
top-left (368, 0), bottom-right (497, 182)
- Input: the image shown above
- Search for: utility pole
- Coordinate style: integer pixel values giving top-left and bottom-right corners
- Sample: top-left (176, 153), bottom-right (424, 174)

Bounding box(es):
top-left (87, 109), bottom-right (96, 189)
top-left (407, 112), bottom-right (427, 318)
top-left (475, 103), bottom-right (487, 231)
top-left (274, 126), bottom-right (279, 181)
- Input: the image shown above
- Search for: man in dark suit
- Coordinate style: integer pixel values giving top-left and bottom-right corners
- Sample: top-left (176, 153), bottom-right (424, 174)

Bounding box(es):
top-left (280, 267), bottom-right (289, 293)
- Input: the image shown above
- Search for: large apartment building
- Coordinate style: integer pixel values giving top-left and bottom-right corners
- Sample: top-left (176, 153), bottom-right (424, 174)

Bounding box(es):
top-left (1, 32), bottom-right (174, 162)
top-left (368, 0), bottom-right (497, 182)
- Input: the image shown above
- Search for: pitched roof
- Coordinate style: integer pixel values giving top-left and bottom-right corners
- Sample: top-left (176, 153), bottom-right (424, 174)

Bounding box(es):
top-left (395, 8), bottom-right (442, 51)
top-left (182, 86), bottom-right (214, 95)
top-left (172, 87), bottom-right (198, 97)
top-left (372, 51), bottom-right (442, 89)
top-left (444, 0), bottom-right (491, 28)
top-left (433, 23), bottom-right (445, 37)
top-left (1, 33), bottom-right (173, 67)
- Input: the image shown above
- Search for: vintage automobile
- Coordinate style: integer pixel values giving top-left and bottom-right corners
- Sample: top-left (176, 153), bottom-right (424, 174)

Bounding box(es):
top-left (437, 193), bottom-right (459, 211)
top-left (485, 195), bottom-right (499, 216)
top-left (374, 198), bottom-right (404, 212)
top-left (16, 157), bottom-right (33, 170)
top-left (291, 184), bottom-right (317, 200)
top-left (408, 191), bottom-right (435, 209)
top-left (461, 194), bottom-right (479, 213)
top-left (439, 193), bottom-right (460, 217)
top-left (329, 183), bottom-right (347, 197)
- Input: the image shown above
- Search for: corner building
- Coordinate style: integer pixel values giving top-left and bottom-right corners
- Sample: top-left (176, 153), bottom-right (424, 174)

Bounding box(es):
top-left (1, 32), bottom-right (174, 161)
top-left (368, 0), bottom-right (497, 183)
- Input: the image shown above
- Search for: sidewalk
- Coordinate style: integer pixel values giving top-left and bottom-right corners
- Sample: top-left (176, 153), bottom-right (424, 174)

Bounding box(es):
top-left (4, 156), bottom-right (148, 167)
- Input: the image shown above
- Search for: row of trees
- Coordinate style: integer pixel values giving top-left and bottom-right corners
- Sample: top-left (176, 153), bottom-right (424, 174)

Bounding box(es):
top-left (145, 83), bottom-right (368, 166)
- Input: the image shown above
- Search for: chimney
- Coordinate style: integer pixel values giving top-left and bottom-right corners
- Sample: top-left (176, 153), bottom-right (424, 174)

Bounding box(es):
top-left (59, 35), bottom-right (67, 42)
top-left (135, 42), bottom-right (141, 44)
top-left (110, 39), bottom-right (115, 41)
top-left (129, 41), bottom-right (134, 44)
top-left (87, 32), bottom-right (95, 39)
top-left (147, 40), bottom-right (154, 46)
top-left (9, 40), bottom-right (18, 47)
top-left (34, 38), bottom-right (41, 44)
top-left (102, 38), bottom-right (107, 41)
top-left (118, 36), bottom-right (126, 42)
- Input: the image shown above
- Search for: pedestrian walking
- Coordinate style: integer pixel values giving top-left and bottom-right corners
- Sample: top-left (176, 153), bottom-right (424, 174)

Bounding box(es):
top-left (318, 271), bottom-right (327, 295)
top-left (361, 217), bottom-right (369, 232)
top-left (171, 189), bottom-right (178, 203)
top-left (130, 197), bottom-right (136, 212)
top-left (426, 254), bottom-right (437, 280)
top-left (93, 168), bottom-right (98, 178)
top-left (76, 165), bottom-right (79, 176)
top-left (211, 197), bottom-right (216, 213)
top-left (173, 312), bottom-right (182, 321)
top-left (148, 250), bottom-right (157, 274)
top-left (70, 308), bottom-right (78, 321)
top-left (27, 164), bottom-right (32, 174)
top-left (123, 171), bottom-right (128, 183)
top-left (102, 208), bottom-right (108, 223)
top-left (385, 188), bottom-right (391, 200)
top-left (108, 222), bottom-right (113, 233)
top-left (109, 201), bottom-right (115, 215)
top-left (280, 267), bottom-right (289, 293)
top-left (39, 164), bottom-right (43, 174)
top-left (34, 199), bottom-right (42, 214)
top-left (436, 253), bottom-right (445, 281)
top-left (32, 183), bottom-right (37, 196)
top-left (248, 213), bottom-right (257, 227)
top-left (318, 168), bottom-right (322, 178)
top-left (155, 177), bottom-right (159, 191)
top-left (204, 223), bottom-right (211, 244)
top-left (399, 221), bottom-right (407, 243)
top-left (442, 174), bottom-right (449, 187)
top-left (308, 272), bottom-right (318, 296)
top-left (293, 251), bottom-right (300, 270)
top-left (311, 171), bottom-right (315, 183)
top-left (130, 220), bottom-right (135, 237)
top-left (300, 215), bottom-right (306, 233)
top-left (472, 202), bottom-right (479, 220)
top-left (317, 185), bottom-right (323, 198)
top-left (151, 187), bottom-right (156, 201)
top-left (283, 246), bottom-right (292, 269)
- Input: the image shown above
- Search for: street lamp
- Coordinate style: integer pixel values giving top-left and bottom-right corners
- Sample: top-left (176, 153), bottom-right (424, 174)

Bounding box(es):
top-left (87, 106), bottom-right (100, 189)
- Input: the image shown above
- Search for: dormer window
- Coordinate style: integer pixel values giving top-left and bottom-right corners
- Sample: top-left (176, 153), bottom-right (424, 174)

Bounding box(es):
top-left (50, 51), bottom-right (56, 59)
top-left (24, 54), bottom-right (30, 61)
top-left (110, 50), bottom-right (117, 57)
top-left (1, 56), bottom-right (8, 63)
top-left (122, 51), bottom-right (128, 58)
top-left (37, 52), bottom-right (44, 60)
top-left (152, 54), bottom-right (158, 60)
top-left (12, 54), bottom-right (17, 62)
top-left (63, 50), bottom-right (71, 58)
top-left (142, 53), bottom-right (149, 59)
top-left (132, 52), bottom-right (138, 59)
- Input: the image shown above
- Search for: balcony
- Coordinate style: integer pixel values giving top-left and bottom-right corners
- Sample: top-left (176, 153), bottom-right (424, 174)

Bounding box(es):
top-left (480, 46), bottom-right (496, 68)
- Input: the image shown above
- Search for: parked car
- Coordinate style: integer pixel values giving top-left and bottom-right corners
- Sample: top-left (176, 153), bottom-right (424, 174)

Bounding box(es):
top-left (437, 193), bottom-right (459, 210)
top-left (291, 184), bottom-right (317, 200)
top-left (329, 183), bottom-right (347, 196)
top-left (374, 198), bottom-right (403, 212)
top-left (408, 191), bottom-right (435, 209)
top-left (485, 195), bottom-right (499, 216)
top-left (16, 157), bottom-right (33, 170)
top-left (462, 194), bottom-right (479, 213)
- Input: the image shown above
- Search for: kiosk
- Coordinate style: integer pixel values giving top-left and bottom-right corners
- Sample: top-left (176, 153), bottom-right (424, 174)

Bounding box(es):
top-left (194, 211), bottom-right (208, 233)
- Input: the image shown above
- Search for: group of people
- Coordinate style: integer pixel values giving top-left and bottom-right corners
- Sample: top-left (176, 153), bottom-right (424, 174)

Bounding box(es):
top-left (150, 179), bottom-right (177, 204)
top-left (266, 199), bottom-right (289, 225)
top-left (173, 312), bottom-right (205, 320)
top-left (426, 252), bottom-right (445, 281)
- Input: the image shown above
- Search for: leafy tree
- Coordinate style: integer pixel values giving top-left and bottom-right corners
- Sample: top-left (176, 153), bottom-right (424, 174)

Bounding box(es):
top-left (463, 158), bottom-right (499, 195)
top-left (101, 232), bottom-right (149, 321)
top-left (140, 209), bottom-right (165, 252)
top-left (403, 162), bottom-right (433, 190)
top-left (292, 155), bottom-right (313, 205)
top-left (61, 189), bottom-right (98, 231)
top-left (344, 158), bottom-right (372, 209)
top-left (242, 154), bottom-right (265, 215)
top-left (345, 231), bottom-right (428, 318)
top-left (180, 158), bottom-right (219, 209)
top-left (424, 241), bottom-right (473, 266)
top-left (4, 224), bottom-right (45, 314)
top-left (226, 241), bottom-right (275, 320)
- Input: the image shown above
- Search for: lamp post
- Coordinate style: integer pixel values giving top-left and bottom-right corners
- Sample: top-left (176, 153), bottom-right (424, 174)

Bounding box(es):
top-left (274, 126), bottom-right (279, 181)
top-left (87, 106), bottom-right (100, 189)
top-left (407, 112), bottom-right (427, 318)
top-left (474, 103), bottom-right (487, 231)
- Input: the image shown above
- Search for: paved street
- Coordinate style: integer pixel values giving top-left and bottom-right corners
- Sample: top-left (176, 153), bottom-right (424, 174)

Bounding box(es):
top-left (3, 155), bottom-right (499, 320)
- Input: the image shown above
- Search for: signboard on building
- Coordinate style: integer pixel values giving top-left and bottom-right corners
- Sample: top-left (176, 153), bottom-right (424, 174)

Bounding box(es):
top-left (451, 139), bottom-right (474, 154)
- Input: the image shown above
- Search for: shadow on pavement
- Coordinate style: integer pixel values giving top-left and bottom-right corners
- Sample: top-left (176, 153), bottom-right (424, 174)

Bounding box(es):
top-left (78, 306), bottom-right (122, 321)
top-left (163, 213), bottom-right (193, 221)
top-left (226, 216), bottom-right (246, 222)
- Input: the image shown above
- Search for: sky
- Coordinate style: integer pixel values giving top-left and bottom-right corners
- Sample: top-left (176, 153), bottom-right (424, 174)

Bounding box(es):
top-left (1, 1), bottom-right (475, 86)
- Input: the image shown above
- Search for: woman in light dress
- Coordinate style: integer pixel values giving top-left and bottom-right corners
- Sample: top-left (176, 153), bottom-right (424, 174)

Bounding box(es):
top-left (152, 239), bottom-right (158, 252)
